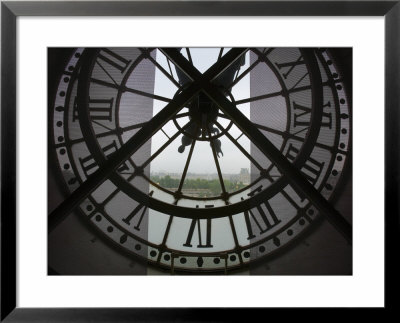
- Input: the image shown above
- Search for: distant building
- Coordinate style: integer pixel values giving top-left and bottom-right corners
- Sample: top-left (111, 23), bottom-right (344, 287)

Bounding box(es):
top-left (239, 168), bottom-right (250, 185)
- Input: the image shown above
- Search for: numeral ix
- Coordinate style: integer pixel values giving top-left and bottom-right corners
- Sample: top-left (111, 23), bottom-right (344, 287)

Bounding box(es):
top-left (73, 97), bottom-right (114, 122)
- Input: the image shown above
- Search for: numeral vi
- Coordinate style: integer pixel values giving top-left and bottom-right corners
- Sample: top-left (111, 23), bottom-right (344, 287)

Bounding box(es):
top-left (183, 218), bottom-right (213, 248)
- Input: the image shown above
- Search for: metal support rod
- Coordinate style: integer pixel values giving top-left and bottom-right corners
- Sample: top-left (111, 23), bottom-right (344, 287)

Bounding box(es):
top-left (162, 48), bottom-right (352, 243)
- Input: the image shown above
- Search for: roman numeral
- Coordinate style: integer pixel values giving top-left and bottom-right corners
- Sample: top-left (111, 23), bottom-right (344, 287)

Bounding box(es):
top-left (73, 97), bottom-right (114, 122)
top-left (122, 191), bottom-right (154, 230)
top-left (275, 55), bottom-right (305, 79)
top-left (78, 141), bottom-right (128, 177)
top-left (183, 218), bottom-right (213, 248)
top-left (242, 197), bottom-right (281, 240)
top-left (97, 49), bottom-right (131, 73)
top-left (293, 101), bottom-right (332, 129)
top-left (285, 144), bottom-right (325, 186)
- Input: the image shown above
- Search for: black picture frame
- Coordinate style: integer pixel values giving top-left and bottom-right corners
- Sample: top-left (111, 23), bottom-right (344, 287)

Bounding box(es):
top-left (1, 1), bottom-right (398, 321)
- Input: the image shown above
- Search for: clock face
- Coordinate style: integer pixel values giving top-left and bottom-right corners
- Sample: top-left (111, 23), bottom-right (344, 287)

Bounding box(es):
top-left (50, 47), bottom-right (351, 273)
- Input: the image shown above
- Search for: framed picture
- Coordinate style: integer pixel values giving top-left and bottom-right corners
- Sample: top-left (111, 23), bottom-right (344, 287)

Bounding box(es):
top-left (1, 0), bottom-right (397, 320)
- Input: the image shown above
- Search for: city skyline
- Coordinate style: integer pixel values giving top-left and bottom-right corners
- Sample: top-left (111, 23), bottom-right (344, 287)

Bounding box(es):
top-left (150, 167), bottom-right (251, 185)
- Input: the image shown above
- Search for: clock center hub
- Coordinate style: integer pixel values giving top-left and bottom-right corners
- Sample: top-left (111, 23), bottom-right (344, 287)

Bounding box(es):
top-left (189, 92), bottom-right (219, 130)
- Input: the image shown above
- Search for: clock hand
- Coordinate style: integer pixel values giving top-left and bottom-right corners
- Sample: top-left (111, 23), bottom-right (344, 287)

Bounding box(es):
top-left (212, 138), bottom-right (223, 158)
top-left (178, 122), bottom-right (197, 153)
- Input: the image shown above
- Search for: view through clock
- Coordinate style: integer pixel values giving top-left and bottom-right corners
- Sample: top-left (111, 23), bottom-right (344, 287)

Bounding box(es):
top-left (48, 47), bottom-right (352, 275)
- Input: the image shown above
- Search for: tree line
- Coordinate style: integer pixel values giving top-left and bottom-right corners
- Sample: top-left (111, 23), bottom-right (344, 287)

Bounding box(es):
top-left (151, 175), bottom-right (246, 196)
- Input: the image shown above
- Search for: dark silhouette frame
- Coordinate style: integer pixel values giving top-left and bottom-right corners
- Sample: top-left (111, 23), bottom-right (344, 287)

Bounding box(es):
top-left (1, 1), bottom-right (398, 321)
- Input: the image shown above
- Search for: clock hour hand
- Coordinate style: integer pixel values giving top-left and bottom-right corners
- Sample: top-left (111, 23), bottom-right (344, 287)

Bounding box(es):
top-left (178, 122), bottom-right (200, 153)
top-left (212, 138), bottom-right (223, 158)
